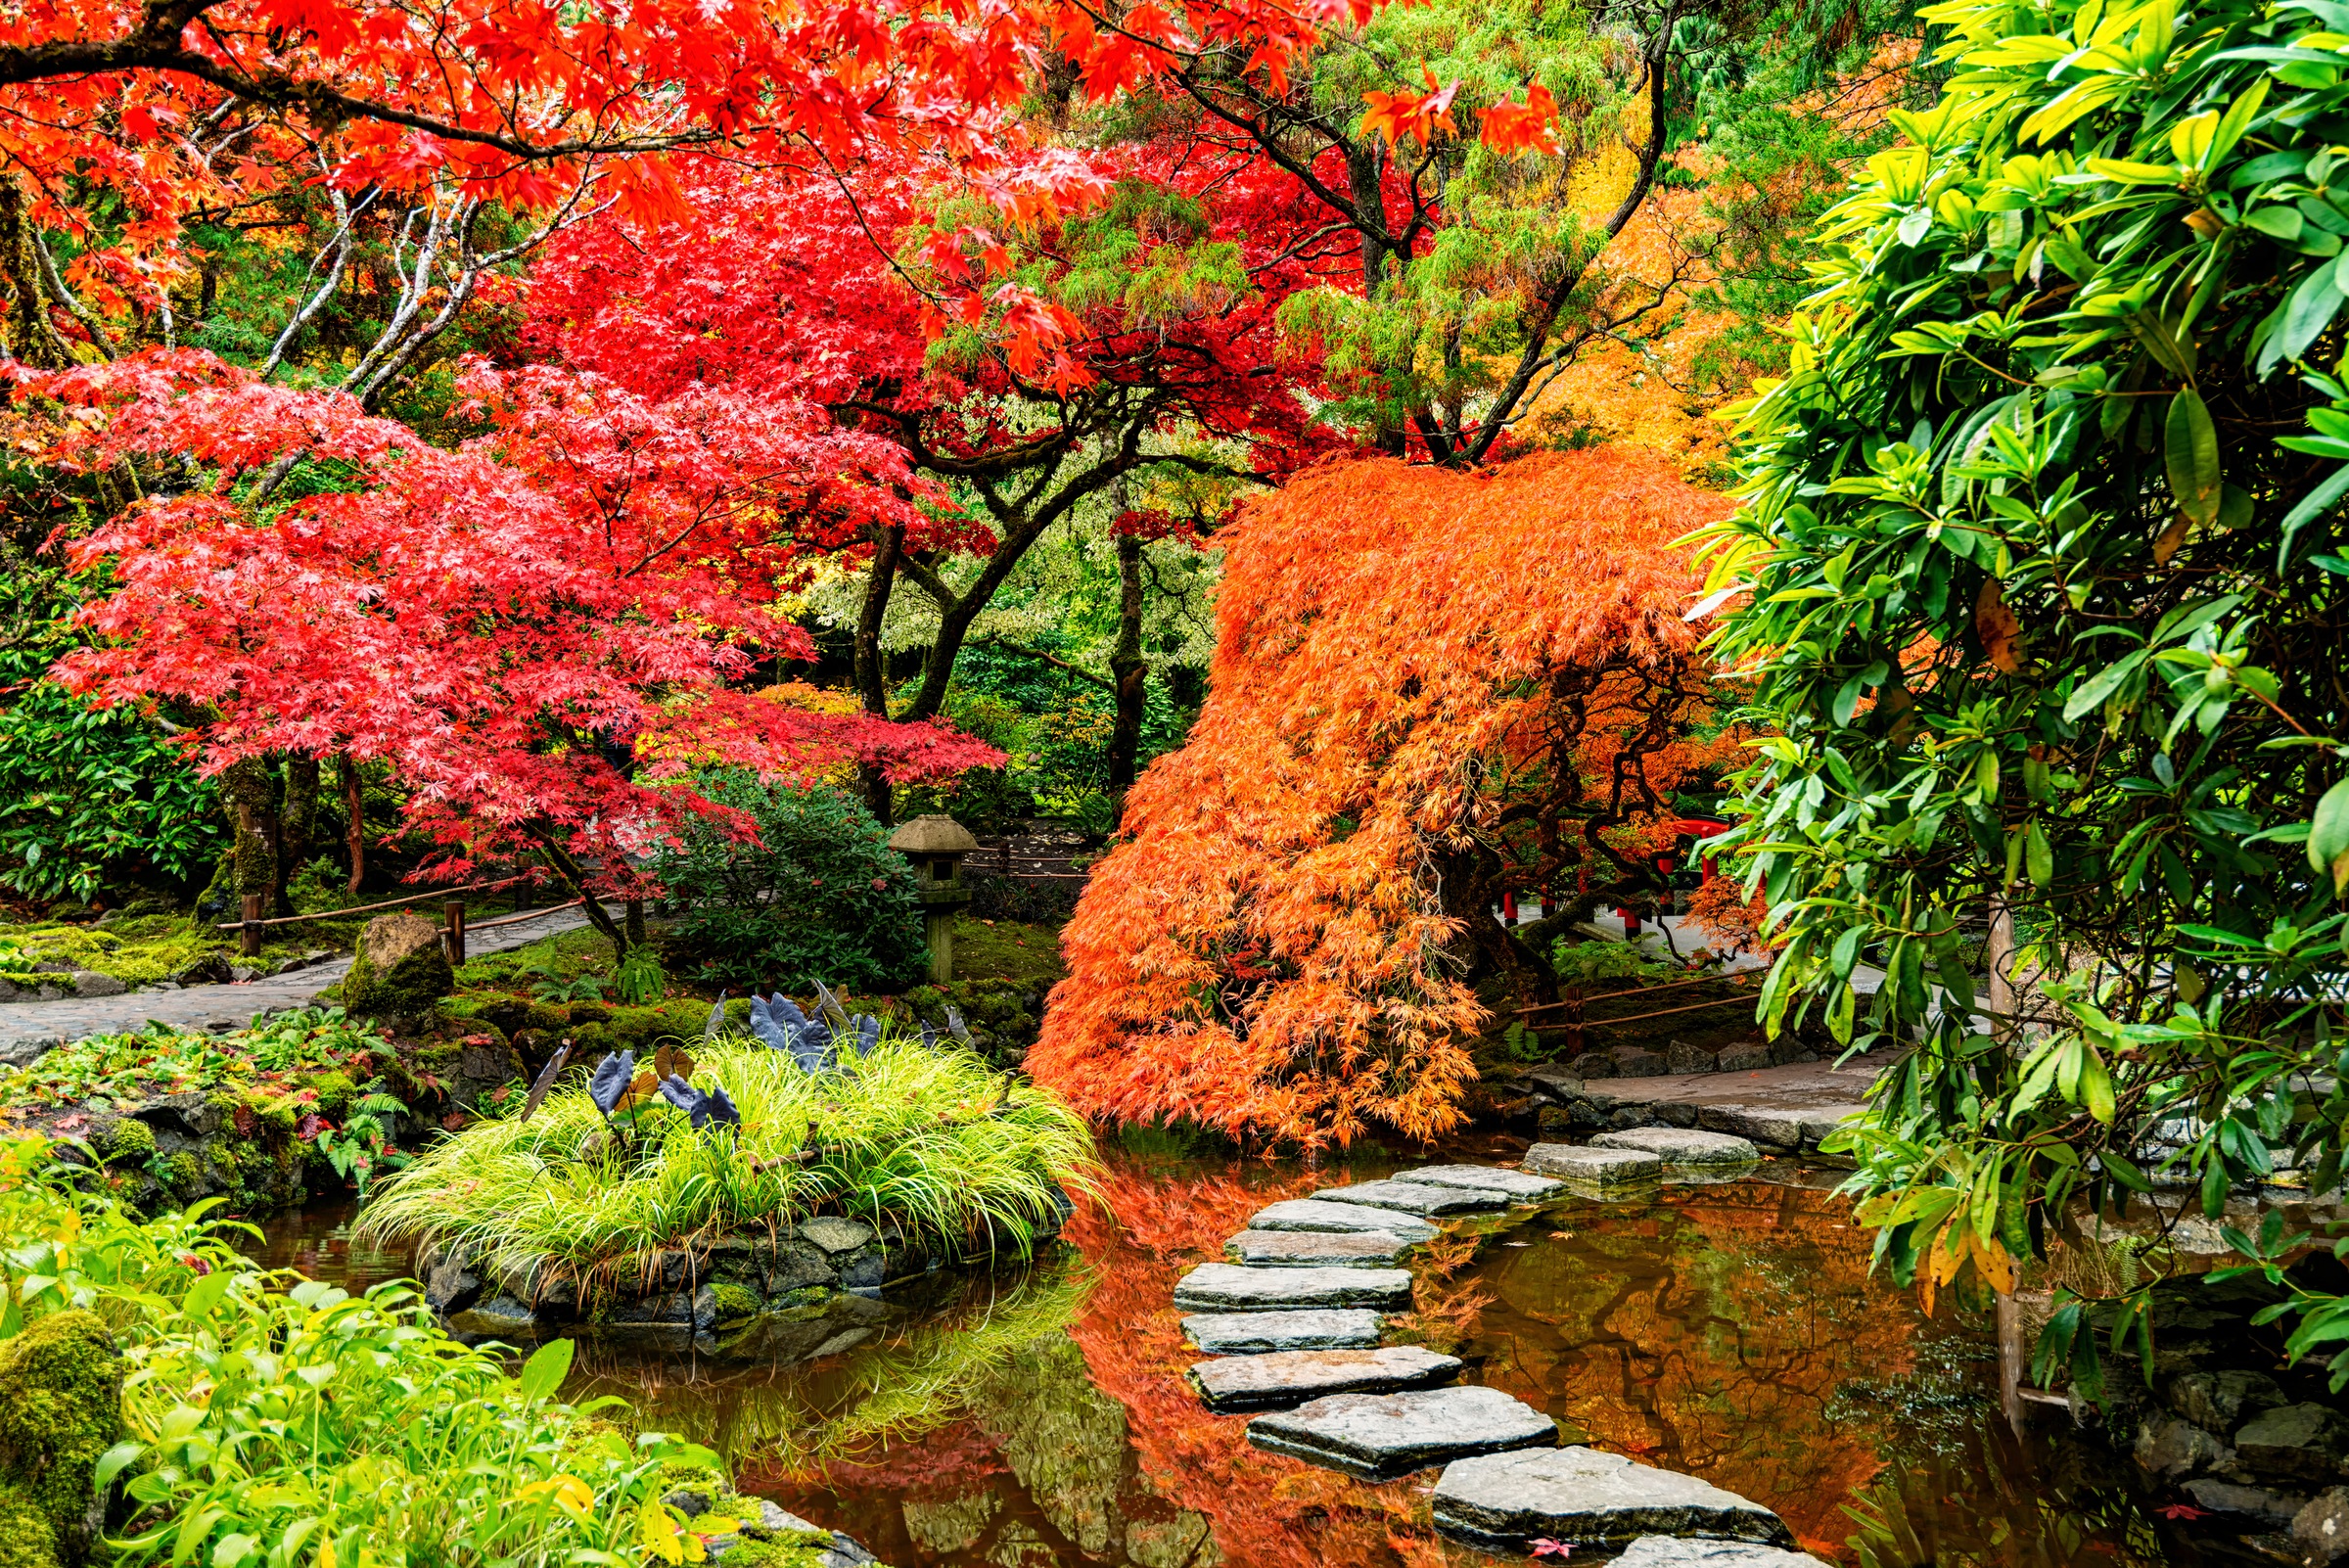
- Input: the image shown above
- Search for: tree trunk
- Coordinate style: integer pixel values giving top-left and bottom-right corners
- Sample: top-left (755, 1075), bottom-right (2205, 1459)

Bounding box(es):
top-left (221, 758), bottom-right (278, 906)
top-left (278, 756), bottom-right (319, 913)
top-left (1107, 530), bottom-right (1148, 797)
top-left (853, 525), bottom-right (904, 824)
top-left (340, 754), bottom-right (366, 894)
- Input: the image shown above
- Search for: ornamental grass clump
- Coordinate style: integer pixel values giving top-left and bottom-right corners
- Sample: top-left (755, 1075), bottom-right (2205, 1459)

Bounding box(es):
top-left (359, 1036), bottom-right (1096, 1299)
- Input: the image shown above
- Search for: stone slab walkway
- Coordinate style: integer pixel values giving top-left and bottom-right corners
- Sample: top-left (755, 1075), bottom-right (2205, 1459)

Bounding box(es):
top-left (0, 905), bottom-right (592, 1064)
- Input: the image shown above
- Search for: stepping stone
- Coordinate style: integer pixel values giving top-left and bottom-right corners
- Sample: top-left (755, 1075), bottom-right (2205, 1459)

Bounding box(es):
top-left (1589, 1127), bottom-right (1761, 1168)
top-left (1247, 1385), bottom-right (1558, 1480)
top-left (1697, 1104), bottom-right (1861, 1151)
top-left (1226, 1228), bottom-right (1414, 1268)
top-left (1249, 1199), bottom-right (1439, 1242)
top-left (1396, 1164), bottom-right (1567, 1203)
top-left (1523, 1144), bottom-right (1664, 1185)
top-left (1432, 1446), bottom-right (1795, 1555)
top-left (1183, 1309), bottom-right (1385, 1355)
top-left (1188, 1346), bottom-right (1461, 1412)
top-left (1310, 1179), bottom-right (1505, 1217)
top-left (1614, 1540), bottom-right (1828, 1568)
top-left (1173, 1263), bottom-right (1413, 1313)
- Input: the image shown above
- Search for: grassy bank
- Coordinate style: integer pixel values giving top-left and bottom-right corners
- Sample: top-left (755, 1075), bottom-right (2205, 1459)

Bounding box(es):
top-left (361, 1036), bottom-right (1096, 1303)
top-left (0, 1136), bottom-right (865, 1568)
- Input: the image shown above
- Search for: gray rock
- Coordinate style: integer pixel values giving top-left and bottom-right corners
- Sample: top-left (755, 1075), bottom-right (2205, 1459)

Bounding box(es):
top-left (1609, 1046), bottom-right (1670, 1078)
top-left (1173, 1263), bottom-right (1413, 1313)
top-left (2136, 1415), bottom-right (2230, 1481)
top-left (448, 1294), bottom-right (540, 1337)
top-left (423, 1251), bottom-right (484, 1315)
top-left (2237, 1405), bottom-right (2349, 1483)
top-left (1188, 1345), bottom-right (1461, 1412)
top-left (1226, 1228), bottom-right (1414, 1268)
top-left (1246, 1385), bottom-right (1558, 1481)
top-left (1591, 1127), bottom-right (1761, 1168)
top-left (1433, 1446), bottom-right (1794, 1555)
top-left (229, 965), bottom-right (267, 984)
top-left (1523, 1143), bottom-right (1665, 1185)
top-left (2172, 1369), bottom-right (2288, 1435)
top-left (1248, 1199), bottom-right (1439, 1242)
top-left (1395, 1164), bottom-right (1567, 1203)
top-left (1183, 1309), bottom-right (1386, 1355)
top-left (1666, 1039), bottom-right (1716, 1076)
top-left (1578, 1053), bottom-right (1619, 1079)
top-left (1715, 1042), bottom-right (1772, 1073)
top-left (799, 1217), bottom-right (877, 1254)
top-left (1309, 1179), bottom-right (1505, 1217)
top-left (2184, 1478), bottom-right (2307, 1526)
top-left (69, 970), bottom-right (127, 997)
top-left (1694, 1107), bottom-right (1807, 1150)
top-left (1613, 1539), bottom-right (1829, 1568)
top-left (2294, 1486), bottom-right (2349, 1564)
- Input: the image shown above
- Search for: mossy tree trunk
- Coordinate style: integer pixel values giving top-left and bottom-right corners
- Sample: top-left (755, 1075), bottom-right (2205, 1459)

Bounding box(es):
top-left (221, 757), bottom-right (278, 920)
top-left (339, 753), bottom-right (366, 895)
top-left (1106, 530), bottom-right (1148, 799)
top-left (524, 823), bottom-right (630, 961)
top-left (278, 756), bottom-right (319, 914)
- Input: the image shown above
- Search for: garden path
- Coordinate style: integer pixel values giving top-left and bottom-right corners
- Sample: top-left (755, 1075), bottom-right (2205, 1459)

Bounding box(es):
top-left (0, 905), bottom-right (593, 1063)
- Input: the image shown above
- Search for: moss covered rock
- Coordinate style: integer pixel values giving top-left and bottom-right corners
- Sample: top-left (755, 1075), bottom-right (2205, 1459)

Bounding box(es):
top-left (344, 913), bottom-right (453, 1020)
top-left (0, 1312), bottom-right (124, 1568)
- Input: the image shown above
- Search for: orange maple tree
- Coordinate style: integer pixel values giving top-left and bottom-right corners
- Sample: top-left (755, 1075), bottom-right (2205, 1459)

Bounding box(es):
top-left (1031, 449), bottom-right (1735, 1148)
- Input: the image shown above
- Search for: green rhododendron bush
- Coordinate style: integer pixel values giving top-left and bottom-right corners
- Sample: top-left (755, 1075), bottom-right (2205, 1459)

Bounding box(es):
top-left (1701, 0), bottom-right (2349, 1381)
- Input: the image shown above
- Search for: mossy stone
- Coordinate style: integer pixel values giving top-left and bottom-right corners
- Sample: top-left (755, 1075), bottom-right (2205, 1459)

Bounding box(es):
top-left (98, 1119), bottom-right (154, 1163)
top-left (343, 913), bottom-right (454, 1019)
top-left (0, 1311), bottom-right (125, 1568)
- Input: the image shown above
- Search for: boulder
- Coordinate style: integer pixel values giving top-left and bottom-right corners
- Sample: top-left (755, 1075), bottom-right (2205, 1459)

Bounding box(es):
top-left (1613, 1540), bottom-right (1827, 1568)
top-left (0, 1310), bottom-right (123, 1568)
top-left (2236, 1404), bottom-right (2349, 1483)
top-left (2294, 1486), bottom-right (2349, 1564)
top-left (2185, 1478), bottom-right (2307, 1527)
top-left (1524, 1144), bottom-right (1665, 1186)
top-left (1246, 1385), bottom-right (1558, 1481)
top-left (2135, 1415), bottom-right (2230, 1481)
top-left (1248, 1200), bottom-right (1439, 1243)
top-left (1666, 1039), bottom-right (1717, 1076)
top-left (66, 970), bottom-right (125, 998)
top-left (1608, 1047), bottom-right (1671, 1078)
top-left (1225, 1229), bottom-right (1415, 1268)
top-left (1591, 1127), bottom-right (1761, 1169)
top-left (1432, 1446), bottom-right (1795, 1556)
top-left (343, 911), bottom-right (453, 1019)
top-left (1172, 1264), bottom-right (1412, 1314)
top-left (799, 1218), bottom-right (877, 1255)
top-left (2171, 1369), bottom-right (2288, 1435)
top-left (449, 1295), bottom-right (542, 1338)
top-left (1309, 1179), bottom-right (1505, 1217)
top-left (1395, 1164), bottom-right (1567, 1203)
top-left (1182, 1309), bottom-right (1386, 1355)
top-left (423, 1249), bottom-right (484, 1315)
top-left (1715, 1042), bottom-right (1773, 1073)
top-left (1188, 1346), bottom-right (1461, 1412)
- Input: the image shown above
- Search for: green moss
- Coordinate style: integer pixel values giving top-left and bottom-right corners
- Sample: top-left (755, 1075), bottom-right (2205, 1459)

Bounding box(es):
top-left (343, 928), bottom-right (454, 1020)
top-left (0, 918), bottom-right (226, 989)
top-left (0, 1311), bottom-right (125, 1568)
top-left (308, 1073), bottom-right (357, 1116)
top-left (98, 1119), bottom-right (154, 1162)
top-left (714, 1533), bottom-right (841, 1568)
top-left (162, 1152), bottom-right (203, 1196)
top-left (707, 1282), bottom-right (760, 1326)
top-left (245, 1095), bottom-right (298, 1136)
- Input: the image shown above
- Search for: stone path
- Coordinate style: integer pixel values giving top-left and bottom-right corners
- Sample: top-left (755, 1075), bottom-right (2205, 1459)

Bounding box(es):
top-left (1513, 1049), bottom-right (1898, 1165)
top-left (0, 905), bottom-right (593, 1064)
top-left (1170, 1158), bottom-right (1827, 1560)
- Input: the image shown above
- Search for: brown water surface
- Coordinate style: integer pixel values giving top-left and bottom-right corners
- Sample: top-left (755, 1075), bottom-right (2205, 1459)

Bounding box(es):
top-left (257, 1149), bottom-right (2175, 1567)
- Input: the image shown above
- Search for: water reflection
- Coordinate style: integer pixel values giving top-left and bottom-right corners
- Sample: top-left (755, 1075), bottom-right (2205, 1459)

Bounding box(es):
top-left (253, 1153), bottom-right (2173, 1566)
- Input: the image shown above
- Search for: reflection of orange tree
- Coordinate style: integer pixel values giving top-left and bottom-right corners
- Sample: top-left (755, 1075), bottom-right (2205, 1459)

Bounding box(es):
top-left (1474, 1184), bottom-right (1925, 1557)
top-left (1062, 1162), bottom-right (1453, 1568)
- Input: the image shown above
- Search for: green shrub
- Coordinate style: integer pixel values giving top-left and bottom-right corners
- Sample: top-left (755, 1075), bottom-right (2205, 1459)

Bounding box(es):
top-left (650, 774), bottom-right (925, 993)
top-left (1548, 939), bottom-right (1678, 990)
top-left (0, 1138), bottom-right (743, 1568)
top-left (0, 1009), bottom-right (392, 1113)
top-left (360, 1037), bottom-right (1096, 1293)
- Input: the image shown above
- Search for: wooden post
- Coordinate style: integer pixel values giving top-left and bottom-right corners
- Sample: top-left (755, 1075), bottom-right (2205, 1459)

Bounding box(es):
top-left (239, 893), bottom-right (264, 958)
top-left (444, 901), bottom-right (467, 965)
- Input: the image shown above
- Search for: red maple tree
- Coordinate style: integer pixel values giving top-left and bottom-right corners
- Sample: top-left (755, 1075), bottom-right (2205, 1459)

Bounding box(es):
top-left (22, 349), bottom-right (1001, 947)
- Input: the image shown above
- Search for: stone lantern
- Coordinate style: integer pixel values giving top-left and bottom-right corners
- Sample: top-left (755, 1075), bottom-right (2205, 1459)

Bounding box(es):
top-left (888, 813), bottom-right (981, 983)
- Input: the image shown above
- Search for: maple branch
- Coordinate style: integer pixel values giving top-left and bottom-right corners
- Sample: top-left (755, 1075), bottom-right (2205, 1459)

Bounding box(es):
top-left (1458, 0), bottom-right (1681, 466)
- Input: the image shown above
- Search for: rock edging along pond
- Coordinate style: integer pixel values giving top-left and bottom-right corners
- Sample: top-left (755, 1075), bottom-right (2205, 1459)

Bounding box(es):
top-left (1168, 1155), bottom-right (1835, 1562)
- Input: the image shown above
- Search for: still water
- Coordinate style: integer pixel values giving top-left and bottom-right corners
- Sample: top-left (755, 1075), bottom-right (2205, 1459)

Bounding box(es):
top-left (253, 1148), bottom-right (2175, 1567)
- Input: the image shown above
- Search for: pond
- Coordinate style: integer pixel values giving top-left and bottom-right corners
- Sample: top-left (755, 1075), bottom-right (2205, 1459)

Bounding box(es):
top-left (253, 1147), bottom-right (2176, 1568)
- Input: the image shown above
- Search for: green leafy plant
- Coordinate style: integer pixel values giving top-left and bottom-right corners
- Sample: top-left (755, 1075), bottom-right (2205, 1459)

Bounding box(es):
top-left (527, 957), bottom-right (609, 1004)
top-left (615, 945), bottom-right (668, 1005)
top-left (0, 1136), bottom-right (753, 1568)
top-left (313, 1086), bottom-right (410, 1200)
top-left (360, 1036), bottom-right (1097, 1300)
top-left (648, 772), bottom-right (926, 992)
top-left (1698, 0), bottom-right (2349, 1384)
top-left (1549, 938), bottom-right (1680, 989)
top-left (0, 1008), bottom-right (392, 1111)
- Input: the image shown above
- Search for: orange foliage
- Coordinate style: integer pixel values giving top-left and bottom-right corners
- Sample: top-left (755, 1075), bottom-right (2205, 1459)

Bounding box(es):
top-left (1686, 873), bottom-right (1777, 956)
top-left (1032, 449), bottom-right (1732, 1148)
